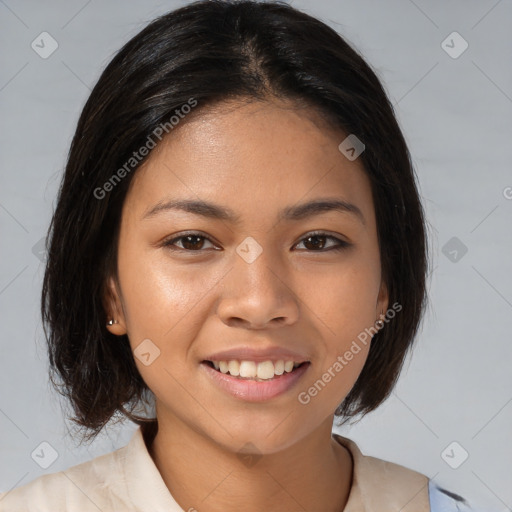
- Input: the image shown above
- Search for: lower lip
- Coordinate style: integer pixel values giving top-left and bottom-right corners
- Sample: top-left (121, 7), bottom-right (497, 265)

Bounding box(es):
top-left (200, 362), bottom-right (310, 402)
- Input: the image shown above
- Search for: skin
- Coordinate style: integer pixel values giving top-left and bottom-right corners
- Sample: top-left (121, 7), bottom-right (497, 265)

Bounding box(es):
top-left (105, 97), bottom-right (388, 512)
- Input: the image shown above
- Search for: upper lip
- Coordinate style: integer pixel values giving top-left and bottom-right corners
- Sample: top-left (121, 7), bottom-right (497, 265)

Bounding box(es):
top-left (203, 346), bottom-right (310, 363)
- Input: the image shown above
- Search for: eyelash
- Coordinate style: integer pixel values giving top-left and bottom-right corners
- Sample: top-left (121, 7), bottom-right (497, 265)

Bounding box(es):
top-left (161, 231), bottom-right (350, 253)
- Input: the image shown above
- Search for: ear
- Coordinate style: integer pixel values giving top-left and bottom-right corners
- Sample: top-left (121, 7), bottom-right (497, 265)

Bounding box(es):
top-left (376, 279), bottom-right (389, 321)
top-left (103, 275), bottom-right (127, 336)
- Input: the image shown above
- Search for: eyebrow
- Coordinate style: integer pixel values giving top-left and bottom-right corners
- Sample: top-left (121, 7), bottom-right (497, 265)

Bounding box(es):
top-left (142, 197), bottom-right (365, 226)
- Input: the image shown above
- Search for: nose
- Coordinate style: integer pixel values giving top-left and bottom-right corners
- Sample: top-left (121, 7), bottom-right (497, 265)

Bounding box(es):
top-left (216, 247), bottom-right (300, 330)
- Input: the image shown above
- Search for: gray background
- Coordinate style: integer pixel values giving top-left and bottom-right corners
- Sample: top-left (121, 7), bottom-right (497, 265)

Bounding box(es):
top-left (1, 0), bottom-right (511, 510)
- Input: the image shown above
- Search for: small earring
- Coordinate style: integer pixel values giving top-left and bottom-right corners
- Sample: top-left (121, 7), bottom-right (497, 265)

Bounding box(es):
top-left (375, 311), bottom-right (385, 329)
top-left (107, 319), bottom-right (118, 326)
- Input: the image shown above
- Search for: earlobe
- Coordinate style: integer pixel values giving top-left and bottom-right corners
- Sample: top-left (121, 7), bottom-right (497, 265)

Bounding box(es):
top-left (376, 280), bottom-right (389, 319)
top-left (103, 276), bottom-right (127, 335)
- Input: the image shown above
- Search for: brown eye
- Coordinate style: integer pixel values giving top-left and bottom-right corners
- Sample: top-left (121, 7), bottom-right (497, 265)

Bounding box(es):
top-left (163, 233), bottom-right (216, 251)
top-left (295, 232), bottom-right (350, 252)
top-left (161, 231), bottom-right (350, 253)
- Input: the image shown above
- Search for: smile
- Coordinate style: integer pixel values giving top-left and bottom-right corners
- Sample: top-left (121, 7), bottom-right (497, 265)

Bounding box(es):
top-left (205, 359), bottom-right (305, 380)
top-left (200, 360), bottom-right (311, 401)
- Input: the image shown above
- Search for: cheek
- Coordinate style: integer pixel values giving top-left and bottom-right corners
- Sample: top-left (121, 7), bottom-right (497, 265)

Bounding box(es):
top-left (118, 254), bottom-right (212, 396)
top-left (116, 245), bottom-right (231, 397)
top-left (117, 242), bottom-right (215, 339)
top-left (300, 256), bottom-right (381, 343)
top-left (297, 341), bottom-right (370, 419)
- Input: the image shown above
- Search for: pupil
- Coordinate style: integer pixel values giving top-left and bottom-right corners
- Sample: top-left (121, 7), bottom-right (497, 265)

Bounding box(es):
top-left (306, 235), bottom-right (324, 250)
top-left (183, 235), bottom-right (202, 250)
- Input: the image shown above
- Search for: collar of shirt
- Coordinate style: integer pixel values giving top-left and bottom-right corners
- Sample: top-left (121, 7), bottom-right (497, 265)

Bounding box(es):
top-left (0, 422), bottom-right (432, 511)
top-left (331, 433), bottom-right (430, 511)
top-left (120, 424), bottom-right (430, 511)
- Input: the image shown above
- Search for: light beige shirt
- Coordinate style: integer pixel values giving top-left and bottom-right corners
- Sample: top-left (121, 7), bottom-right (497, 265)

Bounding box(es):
top-left (0, 424), bottom-right (430, 511)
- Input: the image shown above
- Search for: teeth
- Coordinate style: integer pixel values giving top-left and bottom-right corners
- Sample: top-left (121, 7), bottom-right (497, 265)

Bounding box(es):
top-left (239, 361), bottom-right (257, 378)
top-left (274, 360), bottom-right (284, 375)
top-left (228, 360), bottom-right (240, 376)
top-left (210, 359), bottom-right (304, 380)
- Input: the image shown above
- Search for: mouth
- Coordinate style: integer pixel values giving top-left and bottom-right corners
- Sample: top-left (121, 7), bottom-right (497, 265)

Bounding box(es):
top-left (201, 359), bottom-right (310, 381)
top-left (200, 359), bottom-right (311, 402)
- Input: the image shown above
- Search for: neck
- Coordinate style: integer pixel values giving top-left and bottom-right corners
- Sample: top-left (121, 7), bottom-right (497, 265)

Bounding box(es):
top-left (145, 416), bottom-right (353, 512)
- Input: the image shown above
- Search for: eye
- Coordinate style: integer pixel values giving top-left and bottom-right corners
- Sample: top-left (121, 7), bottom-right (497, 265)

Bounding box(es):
top-left (161, 231), bottom-right (350, 253)
top-left (162, 232), bottom-right (218, 251)
top-left (294, 231), bottom-right (350, 252)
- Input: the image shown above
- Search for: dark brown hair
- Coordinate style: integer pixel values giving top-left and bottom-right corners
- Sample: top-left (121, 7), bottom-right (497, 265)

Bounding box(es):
top-left (42, 0), bottom-right (429, 441)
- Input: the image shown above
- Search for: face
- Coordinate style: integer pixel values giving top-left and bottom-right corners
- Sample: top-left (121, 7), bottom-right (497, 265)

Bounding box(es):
top-left (106, 98), bottom-right (388, 454)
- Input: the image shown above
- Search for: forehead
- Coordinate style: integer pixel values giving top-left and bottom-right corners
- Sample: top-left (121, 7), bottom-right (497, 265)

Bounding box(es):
top-left (123, 99), bottom-right (375, 228)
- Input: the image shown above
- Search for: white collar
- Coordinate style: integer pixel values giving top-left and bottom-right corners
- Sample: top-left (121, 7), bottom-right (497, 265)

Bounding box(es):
top-left (119, 425), bottom-right (429, 511)
top-left (332, 433), bottom-right (430, 511)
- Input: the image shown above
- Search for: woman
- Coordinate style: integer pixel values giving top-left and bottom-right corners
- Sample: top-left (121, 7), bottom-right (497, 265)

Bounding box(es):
top-left (0, 1), bottom-right (472, 510)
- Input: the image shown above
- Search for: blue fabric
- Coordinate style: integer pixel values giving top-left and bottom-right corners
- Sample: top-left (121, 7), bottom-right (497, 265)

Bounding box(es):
top-left (429, 480), bottom-right (473, 511)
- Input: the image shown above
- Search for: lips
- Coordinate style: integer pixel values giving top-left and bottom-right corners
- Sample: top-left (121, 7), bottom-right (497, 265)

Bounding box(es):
top-left (199, 345), bottom-right (311, 400)
top-left (200, 360), bottom-right (311, 401)
top-left (202, 346), bottom-right (310, 364)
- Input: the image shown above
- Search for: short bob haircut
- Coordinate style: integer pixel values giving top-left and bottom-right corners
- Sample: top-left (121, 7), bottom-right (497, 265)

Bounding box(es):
top-left (42, 0), bottom-right (429, 441)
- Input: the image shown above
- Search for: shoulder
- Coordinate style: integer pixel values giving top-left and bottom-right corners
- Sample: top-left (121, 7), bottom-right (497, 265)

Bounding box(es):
top-left (428, 481), bottom-right (473, 511)
top-left (334, 433), bottom-right (430, 511)
top-left (0, 443), bottom-right (132, 511)
top-left (332, 433), bottom-right (472, 511)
